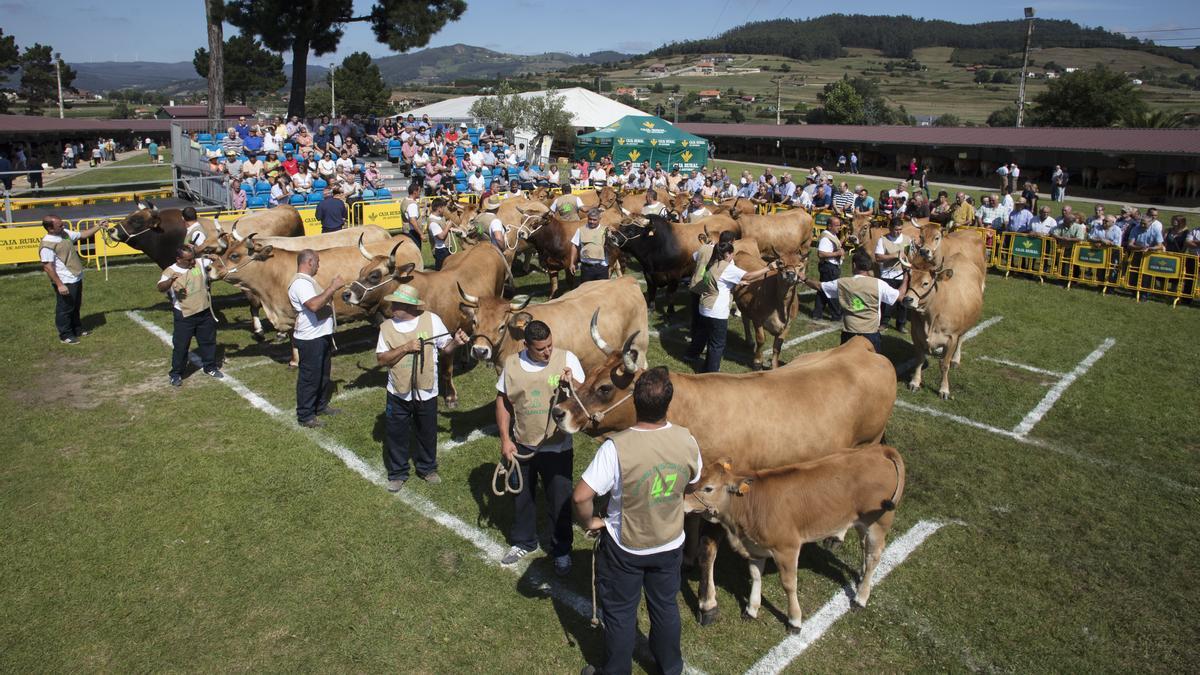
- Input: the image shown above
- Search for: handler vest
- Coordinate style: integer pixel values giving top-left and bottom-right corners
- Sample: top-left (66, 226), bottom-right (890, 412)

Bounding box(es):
top-left (40, 235), bottom-right (84, 277)
top-left (609, 425), bottom-right (700, 551)
top-left (503, 349), bottom-right (568, 448)
top-left (185, 221), bottom-right (207, 247)
top-left (697, 259), bottom-right (730, 311)
top-left (551, 195), bottom-right (581, 219)
top-left (837, 275), bottom-right (883, 334)
top-left (578, 224), bottom-right (607, 263)
top-left (878, 234), bottom-right (908, 279)
top-left (472, 212), bottom-right (499, 239)
top-left (172, 265), bottom-right (211, 318)
top-left (400, 198), bottom-right (421, 235)
top-left (688, 243), bottom-right (715, 293)
top-left (291, 272), bottom-right (335, 329)
top-left (687, 207), bottom-right (712, 223)
top-left (380, 311), bottom-right (437, 395)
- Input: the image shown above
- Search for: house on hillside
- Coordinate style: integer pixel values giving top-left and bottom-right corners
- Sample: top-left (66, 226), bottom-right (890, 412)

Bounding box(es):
top-left (615, 87), bottom-right (645, 101)
top-left (697, 60), bottom-right (715, 75)
top-left (698, 89), bottom-right (722, 103)
top-left (646, 63), bottom-right (667, 74)
top-left (738, 95), bottom-right (757, 104)
top-left (389, 92), bottom-right (425, 110)
top-left (914, 114), bottom-right (937, 127)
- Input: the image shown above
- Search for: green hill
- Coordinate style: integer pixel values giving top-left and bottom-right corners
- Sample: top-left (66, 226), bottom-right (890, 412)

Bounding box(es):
top-left (372, 44), bottom-right (629, 85)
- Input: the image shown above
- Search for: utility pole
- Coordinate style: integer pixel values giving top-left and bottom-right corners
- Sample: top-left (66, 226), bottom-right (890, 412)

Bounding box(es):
top-left (776, 78), bottom-right (782, 125)
top-left (1016, 6), bottom-right (1036, 128)
top-left (54, 52), bottom-right (64, 119)
top-left (330, 63), bottom-right (336, 118)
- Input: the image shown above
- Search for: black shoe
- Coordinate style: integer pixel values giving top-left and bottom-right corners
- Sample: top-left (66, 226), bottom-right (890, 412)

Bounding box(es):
top-left (204, 368), bottom-right (225, 379)
top-left (298, 418), bottom-right (324, 429)
top-left (61, 336), bottom-right (80, 345)
top-left (169, 374), bottom-right (182, 387)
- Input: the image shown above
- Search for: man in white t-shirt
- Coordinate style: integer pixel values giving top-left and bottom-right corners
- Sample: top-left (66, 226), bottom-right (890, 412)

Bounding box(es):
top-left (468, 167), bottom-right (486, 194)
top-left (873, 218), bottom-right (911, 332)
top-left (424, 198), bottom-right (457, 270)
top-left (802, 249), bottom-right (907, 353)
top-left (495, 320), bottom-right (586, 574)
top-left (288, 249), bottom-right (345, 428)
top-left (1031, 206), bottom-right (1057, 235)
top-left (376, 284), bottom-right (468, 491)
top-left (573, 367), bottom-right (701, 675)
top-left (887, 182), bottom-right (910, 215)
top-left (39, 215), bottom-right (104, 344)
top-left (155, 246), bottom-right (222, 386)
top-left (812, 216), bottom-right (846, 321)
top-left (180, 207), bottom-right (208, 249)
top-left (589, 165), bottom-right (607, 188)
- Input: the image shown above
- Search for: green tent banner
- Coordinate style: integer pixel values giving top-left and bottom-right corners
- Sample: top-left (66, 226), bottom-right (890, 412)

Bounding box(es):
top-left (573, 115), bottom-right (709, 173)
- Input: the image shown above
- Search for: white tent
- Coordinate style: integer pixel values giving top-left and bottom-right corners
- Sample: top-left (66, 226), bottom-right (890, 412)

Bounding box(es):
top-left (393, 87), bottom-right (647, 129)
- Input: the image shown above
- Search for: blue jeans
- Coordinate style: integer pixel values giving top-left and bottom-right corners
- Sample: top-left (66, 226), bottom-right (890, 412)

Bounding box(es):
top-left (841, 330), bottom-right (882, 352)
top-left (687, 315), bottom-right (727, 373)
top-left (509, 447), bottom-right (574, 556)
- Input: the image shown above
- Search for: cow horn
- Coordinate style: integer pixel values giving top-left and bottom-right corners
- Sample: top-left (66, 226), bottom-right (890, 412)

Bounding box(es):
top-left (213, 217), bottom-right (224, 234)
top-left (231, 223), bottom-right (244, 242)
top-left (510, 294), bottom-right (532, 310)
top-left (244, 232), bottom-right (257, 252)
top-left (457, 282), bottom-right (479, 307)
top-left (215, 233), bottom-right (229, 254)
top-left (589, 309), bottom-right (612, 355)
top-left (358, 233), bottom-right (372, 260)
top-left (516, 206), bottom-right (530, 215)
top-left (619, 204), bottom-right (631, 217)
top-left (620, 331), bottom-right (640, 374)
top-left (387, 240), bottom-right (404, 271)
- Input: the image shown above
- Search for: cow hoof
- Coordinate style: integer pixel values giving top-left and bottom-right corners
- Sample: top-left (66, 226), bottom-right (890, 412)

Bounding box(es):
top-left (822, 536), bottom-right (843, 550)
top-left (288, 361), bottom-right (298, 369)
top-left (939, 390), bottom-right (951, 400)
top-left (906, 382), bottom-right (921, 393)
top-left (251, 331), bottom-right (266, 342)
top-left (698, 607), bottom-right (719, 626)
top-left (741, 608), bottom-right (759, 621)
top-left (853, 595), bottom-right (869, 608)
top-left (445, 399), bottom-right (458, 410)
top-left (786, 622), bottom-right (803, 635)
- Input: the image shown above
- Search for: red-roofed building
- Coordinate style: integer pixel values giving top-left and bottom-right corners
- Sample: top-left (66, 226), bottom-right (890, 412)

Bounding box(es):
top-left (156, 105), bottom-right (256, 120)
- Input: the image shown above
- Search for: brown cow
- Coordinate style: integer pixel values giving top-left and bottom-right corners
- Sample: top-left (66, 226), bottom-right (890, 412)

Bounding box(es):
top-left (903, 251), bottom-right (985, 399)
top-left (684, 445), bottom-right (905, 632)
top-left (731, 240), bottom-right (807, 370)
top-left (914, 224), bottom-right (988, 286)
top-left (460, 275), bottom-right (649, 375)
top-left (728, 208), bottom-right (815, 259)
top-left (1094, 167), bottom-right (1137, 192)
top-left (550, 337), bottom-right (897, 624)
top-left (343, 241), bottom-right (508, 407)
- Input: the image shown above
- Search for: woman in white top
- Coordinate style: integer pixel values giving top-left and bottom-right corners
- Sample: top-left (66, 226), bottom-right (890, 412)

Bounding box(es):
top-left (589, 166), bottom-right (607, 188)
top-left (269, 173), bottom-right (291, 206)
top-left (317, 156), bottom-right (337, 182)
top-left (684, 241), bottom-right (778, 373)
top-left (262, 131), bottom-right (279, 154)
top-left (292, 166), bottom-right (314, 194)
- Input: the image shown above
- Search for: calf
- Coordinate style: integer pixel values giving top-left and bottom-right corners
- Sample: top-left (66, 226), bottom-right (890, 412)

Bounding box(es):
top-left (684, 445), bottom-right (905, 632)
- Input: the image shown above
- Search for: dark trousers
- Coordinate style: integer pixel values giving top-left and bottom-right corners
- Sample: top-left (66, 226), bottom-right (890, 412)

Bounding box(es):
top-left (171, 308), bottom-right (217, 377)
top-left (433, 247), bottom-right (450, 270)
top-left (689, 293), bottom-right (701, 332)
top-left (812, 261), bottom-right (842, 320)
top-left (595, 532), bottom-right (684, 675)
top-left (383, 393), bottom-right (438, 480)
top-left (295, 335), bottom-right (333, 423)
top-left (882, 277), bottom-right (907, 329)
top-left (53, 280), bottom-right (83, 340)
top-left (580, 262), bottom-right (609, 282)
top-left (686, 315), bottom-right (727, 373)
top-left (841, 330), bottom-right (882, 352)
top-left (510, 447), bottom-right (574, 556)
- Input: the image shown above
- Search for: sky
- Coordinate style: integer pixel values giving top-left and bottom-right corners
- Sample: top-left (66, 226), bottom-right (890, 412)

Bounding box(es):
top-left (3, 0), bottom-right (1199, 63)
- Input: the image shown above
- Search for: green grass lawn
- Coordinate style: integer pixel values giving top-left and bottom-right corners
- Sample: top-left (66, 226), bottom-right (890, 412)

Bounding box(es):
top-left (49, 150), bottom-right (174, 191)
top-left (2, 242), bottom-right (1199, 671)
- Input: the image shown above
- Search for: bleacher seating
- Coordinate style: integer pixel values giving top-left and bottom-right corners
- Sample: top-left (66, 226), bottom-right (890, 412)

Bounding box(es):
top-left (312, 179), bottom-right (328, 191)
top-left (254, 180), bottom-right (272, 195)
top-left (241, 181), bottom-right (255, 194)
top-left (197, 133), bottom-right (213, 143)
top-left (362, 189), bottom-right (376, 200)
top-left (247, 194), bottom-right (269, 209)
top-left (306, 193), bottom-right (323, 205)
top-left (374, 188), bottom-right (391, 199)
top-left (289, 194), bottom-right (307, 206)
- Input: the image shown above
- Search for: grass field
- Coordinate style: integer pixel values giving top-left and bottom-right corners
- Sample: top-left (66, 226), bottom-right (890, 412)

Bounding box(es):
top-left (49, 150), bottom-right (174, 191)
top-left (2, 238), bottom-right (1199, 671)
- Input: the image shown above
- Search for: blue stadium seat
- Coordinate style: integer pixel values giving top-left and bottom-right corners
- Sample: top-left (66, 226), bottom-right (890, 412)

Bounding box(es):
top-left (204, 144), bottom-right (221, 154)
top-left (307, 193), bottom-right (323, 205)
top-left (289, 194), bottom-right (307, 206)
top-left (241, 181), bottom-right (254, 193)
top-left (375, 188), bottom-right (391, 199)
top-left (215, 132), bottom-right (227, 141)
top-left (283, 142), bottom-right (295, 153)
top-left (454, 147), bottom-right (465, 157)
top-left (247, 194), bottom-right (269, 209)
top-left (255, 180), bottom-right (272, 195)
top-left (362, 189), bottom-right (376, 199)
top-left (388, 146), bottom-right (401, 160)
top-left (197, 133), bottom-right (213, 143)
top-left (312, 179), bottom-right (328, 191)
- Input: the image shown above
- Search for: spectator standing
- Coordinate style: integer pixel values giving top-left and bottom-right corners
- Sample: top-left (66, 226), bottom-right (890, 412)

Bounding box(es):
top-left (573, 367), bottom-right (701, 675)
top-left (1126, 216), bottom-right (1165, 253)
top-left (1021, 182), bottom-right (1038, 214)
top-left (156, 246), bottom-right (223, 386)
top-left (1164, 216), bottom-right (1190, 253)
top-left (495, 320), bottom-right (586, 573)
top-left (1009, 163), bottom-right (1021, 192)
top-left (850, 151), bottom-right (859, 174)
top-left (315, 187), bottom-right (347, 233)
top-left (1051, 165), bottom-right (1068, 202)
top-left (1031, 206), bottom-right (1057, 235)
top-left (907, 157), bottom-right (918, 185)
top-left (1183, 219), bottom-right (1200, 256)
top-left (288, 250), bottom-right (344, 428)
top-left (996, 163), bottom-right (1009, 192)
top-left (230, 180), bottom-right (248, 210)
top-left (147, 139), bottom-right (159, 164)
top-left (26, 154), bottom-right (44, 192)
top-left (1007, 202), bottom-right (1034, 233)
top-left (1088, 215), bottom-right (1124, 248)
top-left (40, 216), bottom-right (104, 344)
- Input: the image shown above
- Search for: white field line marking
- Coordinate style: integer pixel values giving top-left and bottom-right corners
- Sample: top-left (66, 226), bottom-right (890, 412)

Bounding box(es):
top-left (130, 309), bottom-right (711, 674)
top-left (1012, 338), bottom-right (1116, 438)
top-left (443, 424), bottom-right (499, 451)
top-left (223, 356), bottom-right (274, 373)
top-left (893, 400), bottom-right (1037, 444)
top-left (896, 315), bottom-right (1004, 375)
top-left (332, 385), bottom-right (377, 403)
top-left (757, 323), bottom-right (841, 358)
top-left (978, 356), bottom-right (1065, 378)
top-left (745, 520), bottom-right (947, 675)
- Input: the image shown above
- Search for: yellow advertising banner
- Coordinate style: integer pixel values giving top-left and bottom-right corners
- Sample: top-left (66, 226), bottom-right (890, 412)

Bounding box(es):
top-left (0, 225), bottom-right (52, 266)
top-left (359, 202), bottom-right (406, 232)
top-left (297, 207), bottom-right (322, 235)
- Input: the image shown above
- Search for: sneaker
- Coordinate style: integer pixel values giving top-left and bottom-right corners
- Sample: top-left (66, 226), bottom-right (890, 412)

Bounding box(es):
top-left (77, 330), bottom-right (91, 338)
top-left (298, 418), bottom-right (324, 429)
top-left (387, 478), bottom-right (408, 493)
top-left (316, 406), bottom-right (341, 416)
top-left (204, 368), bottom-right (225, 379)
top-left (169, 374), bottom-right (182, 387)
top-left (420, 472), bottom-right (442, 485)
top-left (61, 337), bottom-right (79, 345)
top-left (501, 545), bottom-right (534, 566)
top-left (554, 554), bottom-right (572, 577)
top-left (580, 666), bottom-right (597, 675)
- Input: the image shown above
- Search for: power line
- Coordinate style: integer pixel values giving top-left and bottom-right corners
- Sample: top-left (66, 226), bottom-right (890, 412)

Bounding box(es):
top-left (1122, 27), bottom-right (1200, 34)
top-left (743, 0), bottom-right (763, 26)
top-left (1141, 36), bottom-right (1200, 42)
top-left (708, 0), bottom-right (733, 38)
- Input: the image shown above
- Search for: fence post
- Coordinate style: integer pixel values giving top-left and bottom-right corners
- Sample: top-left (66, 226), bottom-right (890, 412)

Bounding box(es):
top-left (3, 189), bottom-right (11, 224)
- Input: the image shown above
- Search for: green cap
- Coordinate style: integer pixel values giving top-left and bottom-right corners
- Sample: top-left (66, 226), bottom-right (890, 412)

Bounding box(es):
top-left (384, 283), bottom-right (424, 307)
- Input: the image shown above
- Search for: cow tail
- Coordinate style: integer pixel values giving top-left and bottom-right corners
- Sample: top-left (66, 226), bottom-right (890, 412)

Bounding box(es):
top-left (881, 447), bottom-right (905, 512)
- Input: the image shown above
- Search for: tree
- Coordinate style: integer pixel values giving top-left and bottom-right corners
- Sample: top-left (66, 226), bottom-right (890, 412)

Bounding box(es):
top-left (224, 0), bottom-right (465, 118)
top-left (469, 82), bottom-right (527, 135)
top-left (651, 81), bottom-right (664, 93)
top-left (1120, 109), bottom-right (1199, 128)
top-left (1027, 65), bottom-right (1147, 127)
top-left (986, 105), bottom-right (1018, 127)
top-left (991, 70), bottom-right (1011, 85)
top-left (19, 44), bottom-right (75, 115)
top-left (932, 113), bottom-right (961, 127)
top-left (304, 84), bottom-right (332, 118)
top-left (0, 28), bottom-right (18, 114)
top-left (812, 79), bottom-right (864, 124)
top-left (523, 90), bottom-right (573, 160)
top-left (203, 0), bottom-right (224, 123)
top-left (779, 62), bottom-right (791, 72)
top-left (194, 34), bottom-right (285, 105)
top-left (109, 100), bottom-right (133, 119)
top-left (730, 107), bottom-right (745, 123)
top-left (974, 69), bottom-right (992, 84)
top-left (330, 51), bottom-right (388, 116)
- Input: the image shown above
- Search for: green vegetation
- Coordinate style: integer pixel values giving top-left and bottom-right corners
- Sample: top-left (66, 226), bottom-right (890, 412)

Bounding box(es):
top-left (1, 229), bottom-right (1198, 671)
top-left (18, 43), bottom-right (76, 116)
top-left (49, 151), bottom-right (173, 190)
top-left (193, 34), bottom-right (286, 105)
top-left (1028, 65), bottom-right (1147, 128)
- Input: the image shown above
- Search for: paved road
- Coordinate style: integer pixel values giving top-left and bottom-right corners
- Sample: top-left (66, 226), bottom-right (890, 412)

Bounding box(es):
top-left (4, 198), bottom-right (193, 225)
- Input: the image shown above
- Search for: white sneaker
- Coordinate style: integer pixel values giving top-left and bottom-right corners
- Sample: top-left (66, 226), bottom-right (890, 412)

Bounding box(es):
top-left (501, 545), bottom-right (534, 565)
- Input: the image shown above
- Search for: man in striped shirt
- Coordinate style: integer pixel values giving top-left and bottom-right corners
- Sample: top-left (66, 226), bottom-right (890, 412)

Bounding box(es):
top-left (832, 181), bottom-right (856, 215)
